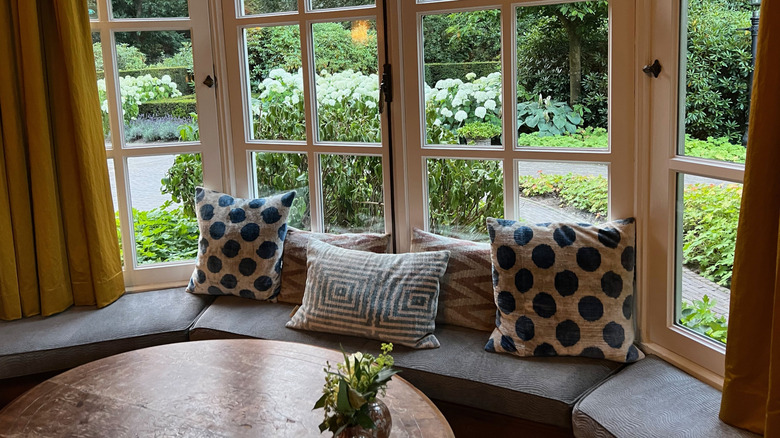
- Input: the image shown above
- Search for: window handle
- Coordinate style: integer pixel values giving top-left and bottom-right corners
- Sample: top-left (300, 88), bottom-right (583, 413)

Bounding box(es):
top-left (642, 60), bottom-right (662, 78)
top-left (203, 75), bottom-right (215, 88)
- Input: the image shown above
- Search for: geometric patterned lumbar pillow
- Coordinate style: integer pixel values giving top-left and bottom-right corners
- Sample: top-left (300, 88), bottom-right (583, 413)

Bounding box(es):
top-left (186, 187), bottom-right (295, 301)
top-left (485, 217), bottom-right (644, 363)
top-left (410, 228), bottom-right (495, 332)
top-left (286, 239), bottom-right (450, 349)
top-left (277, 227), bottom-right (391, 305)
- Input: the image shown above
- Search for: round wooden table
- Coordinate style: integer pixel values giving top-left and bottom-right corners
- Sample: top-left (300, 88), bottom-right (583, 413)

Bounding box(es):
top-left (0, 340), bottom-right (453, 437)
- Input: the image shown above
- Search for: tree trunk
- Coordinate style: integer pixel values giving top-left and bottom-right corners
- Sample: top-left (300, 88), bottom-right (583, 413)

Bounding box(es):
top-left (557, 15), bottom-right (582, 105)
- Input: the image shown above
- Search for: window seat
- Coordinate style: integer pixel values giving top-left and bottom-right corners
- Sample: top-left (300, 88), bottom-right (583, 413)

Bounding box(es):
top-left (0, 289), bottom-right (760, 437)
top-left (0, 288), bottom-right (214, 380)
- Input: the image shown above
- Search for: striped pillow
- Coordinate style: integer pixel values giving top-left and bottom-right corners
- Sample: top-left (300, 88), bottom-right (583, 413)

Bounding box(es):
top-left (286, 239), bottom-right (450, 349)
top-left (410, 228), bottom-right (495, 331)
top-left (277, 228), bottom-right (391, 305)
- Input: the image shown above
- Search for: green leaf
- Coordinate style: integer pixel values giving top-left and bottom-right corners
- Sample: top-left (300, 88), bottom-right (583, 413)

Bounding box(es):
top-left (336, 380), bottom-right (354, 414)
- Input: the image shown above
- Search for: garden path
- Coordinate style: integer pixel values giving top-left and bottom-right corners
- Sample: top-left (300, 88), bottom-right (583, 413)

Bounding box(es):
top-left (107, 155), bottom-right (175, 212)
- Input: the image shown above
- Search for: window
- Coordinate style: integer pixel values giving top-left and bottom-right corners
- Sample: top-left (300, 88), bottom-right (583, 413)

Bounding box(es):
top-left (220, 0), bottom-right (391, 237)
top-left (86, 0), bottom-right (751, 381)
top-left (89, 0), bottom-right (222, 287)
top-left (643, 0), bottom-right (752, 382)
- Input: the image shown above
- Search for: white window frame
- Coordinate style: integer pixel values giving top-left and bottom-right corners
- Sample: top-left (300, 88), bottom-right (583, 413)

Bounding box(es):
top-left (639, 0), bottom-right (744, 387)
top-left (90, 0), bottom-right (223, 290)
top-left (219, 0), bottom-right (394, 236)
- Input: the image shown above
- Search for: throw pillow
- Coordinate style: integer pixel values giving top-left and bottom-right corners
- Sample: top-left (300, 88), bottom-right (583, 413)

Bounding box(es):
top-left (278, 227), bottom-right (391, 305)
top-left (286, 239), bottom-right (450, 349)
top-left (186, 187), bottom-right (295, 301)
top-left (485, 217), bottom-right (644, 363)
top-left (410, 228), bottom-right (495, 331)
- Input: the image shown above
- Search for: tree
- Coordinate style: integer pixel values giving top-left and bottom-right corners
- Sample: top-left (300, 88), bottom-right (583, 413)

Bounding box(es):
top-left (519, 2), bottom-right (607, 105)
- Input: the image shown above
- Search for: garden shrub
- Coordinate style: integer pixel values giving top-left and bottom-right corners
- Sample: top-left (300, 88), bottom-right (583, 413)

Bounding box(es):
top-left (118, 205), bottom-right (199, 265)
top-left (518, 172), bottom-right (608, 219)
top-left (518, 127), bottom-right (607, 148)
top-left (254, 152), bottom-right (310, 230)
top-left (517, 95), bottom-right (584, 136)
top-left (245, 22), bottom-right (378, 85)
top-left (427, 159), bottom-right (504, 241)
top-left (683, 0), bottom-right (751, 142)
top-left (683, 135), bottom-right (746, 163)
top-left (680, 295), bottom-right (728, 343)
top-left (113, 66), bottom-right (191, 95)
top-left (424, 62), bottom-right (500, 86)
top-left (124, 115), bottom-right (193, 143)
top-left (682, 182), bottom-right (742, 287)
top-left (98, 74), bottom-right (182, 124)
top-left (424, 73), bottom-right (502, 144)
top-left (161, 154), bottom-right (202, 218)
top-left (93, 42), bottom-right (147, 71)
top-left (138, 95), bottom-right (197, 118)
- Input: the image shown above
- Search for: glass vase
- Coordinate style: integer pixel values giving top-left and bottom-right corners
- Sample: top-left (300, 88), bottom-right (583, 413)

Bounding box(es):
top-left (337, 399), bottom-right (391, 438)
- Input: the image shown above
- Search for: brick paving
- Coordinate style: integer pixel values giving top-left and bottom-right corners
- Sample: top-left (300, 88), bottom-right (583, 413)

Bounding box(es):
top-left (681, 267), bottom-right (731, 321)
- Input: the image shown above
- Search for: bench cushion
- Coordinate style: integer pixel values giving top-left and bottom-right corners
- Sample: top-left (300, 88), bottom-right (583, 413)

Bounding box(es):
top-left (0, 288), bottom-right (213, 379)
top-left (191, 296), bottom-right (622, 428)
top-left (572, 355), bottom-right (760, 437)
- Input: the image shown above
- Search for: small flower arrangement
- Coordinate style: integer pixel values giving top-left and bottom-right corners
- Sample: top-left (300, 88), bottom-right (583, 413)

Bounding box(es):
top-left (457, 121), bottom-right (502, 142)
top-left (314, 343), bottom-right (400, 436)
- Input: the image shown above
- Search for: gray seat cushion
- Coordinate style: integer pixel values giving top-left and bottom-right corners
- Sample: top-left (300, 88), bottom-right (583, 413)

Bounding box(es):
top-left (572, 355), bottom-right (760, 438)
top-left (0, 288), bottom-right (213, 379)
top-left (191, 296), bottom-right (622, 429)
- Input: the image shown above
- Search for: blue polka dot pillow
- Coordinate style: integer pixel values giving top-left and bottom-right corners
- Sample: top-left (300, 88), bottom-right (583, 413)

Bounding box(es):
top-left (186, 187), bottom-right (295, 300)
top-left (485, 217), bottom-right (644, 363)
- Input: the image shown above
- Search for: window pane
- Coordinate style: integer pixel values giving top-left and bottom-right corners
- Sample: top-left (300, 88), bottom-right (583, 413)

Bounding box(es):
top-left (243, 0), bottom-right (297, 15)
top-left (676, 174), bottom-right (741, 344)
top-left (114, 31), bottom-right (197, 147)
top-left (127, 154), bottom-right (201, 266)
top-left (253, 152), bottom-right (310, 230)
top-left (516, 2), bottom-right (608, 149)
top-left (422, 10), bottom-right (502, 146)
top-left (310, 0), bottom-right (374, 10)
top-left (92, 32), bottom-right (112, 148)
top-left (321, 155), bottom-right (383, 233)
top-left (245, 25), bottom-right (305, 141)
top-left (679, 1), bottom-right (753, 163)
top-left (427, 158), bottom-right (503, 241)
top-left (111, 0), bottom-right (188, 18)
top-left (517, 161), bottom-right (608, 224)
top-left (312, 21), bottom-right (380, 143)
top-left (88, 0), bottom-right (97, 19)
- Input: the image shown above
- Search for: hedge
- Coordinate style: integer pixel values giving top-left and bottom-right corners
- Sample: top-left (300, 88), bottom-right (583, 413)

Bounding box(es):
top-left (96, 66), bottom-right (192, 95)
top-left (138, 96), bottom-right (197, 118)
top-left (424, 62), bottom-right (500, 85)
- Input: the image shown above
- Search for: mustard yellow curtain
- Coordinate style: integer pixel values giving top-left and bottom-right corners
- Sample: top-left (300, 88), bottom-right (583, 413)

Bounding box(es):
top-left (0, 0), bottom-right (124, 321)
top-left (720, 1), bottom-right (780, 435)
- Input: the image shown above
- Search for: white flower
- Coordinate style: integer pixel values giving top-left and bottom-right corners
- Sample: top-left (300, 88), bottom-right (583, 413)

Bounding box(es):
top-left (435, 89), bottom-right (448, 101)
top-left (452, 98), bottom-right (462, 106)
top-left (366, 101), bottom-right (376, 109)
top-left (454, 110), bottom-right (467, 122)
top-left (440, 108), bottom-right (453, 118)
top-left (466, 72), bottom-right (477, 81)
top-left (291, 94), bottom-right (300, 105)
top-left (475, 107), bottom-right (487, 118)
top-left (484, 99), bottom-right (497, 110)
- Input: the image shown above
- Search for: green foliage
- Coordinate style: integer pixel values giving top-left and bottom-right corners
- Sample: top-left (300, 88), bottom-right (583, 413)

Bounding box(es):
top-left (112, 66), bottom-right (191, 95)
top-left (684, 135), bottom-right (746, 163)
top-left (517, 95), bottom-right (584, 136)
top-left (129, 204), bottom-right (199, 265)
top-left (321, 155), bottom-right (384, 234)
top-left (457, 122), bottom-right (502, 141)
top-left (518, 172), bottom-right (608, 219)
top-left (427, 159), bottom-right (503, 241)
top-left (424, 73), bottom-right (502, 144)
top-left (680, 296), bottom-right (728, 343)
top-left (684, 0), bottom-right (752, 141)
top-left (423, 10), bottom-right (501, 65)
top-left (424, 62), bottom-right (500, 85)
top-left (138, 95), bottom-right (197, 118)
top-left (178, 113), bottom-right (199, 142)
top-left (124, 115), bottom-right (191, 143)
top-left (93, 42), bottom-right (146, 71)
top-left (314, 344), bottom-right (399, 435)
top-left (97, 74), bottom-right (182, 124)
top-left (161, 154), bottom-right (202, 218)
top-left (682, 183), bottom-right (742, 286)
top-left (151, 42), bottom-right (193, 70)
top-left (245, 22), bottom-right (377, 85)
top-left (518, 127), bottom-right (607, 148)
top-left (254, 153), bottom-right (310, 230)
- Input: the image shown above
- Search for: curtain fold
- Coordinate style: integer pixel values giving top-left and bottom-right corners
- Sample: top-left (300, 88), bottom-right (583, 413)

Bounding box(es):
top-left (0, 0), bottom-right (124, 321)
top-left (720, 1), bottom-right (780, 435)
